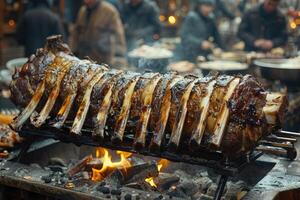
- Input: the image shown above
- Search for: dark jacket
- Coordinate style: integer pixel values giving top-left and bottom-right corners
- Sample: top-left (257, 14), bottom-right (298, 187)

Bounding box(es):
top-left (215, 0), bottom-right (235, 20)
top-left (179, 11), bottom-right (223, 61)
top-left (121, 0), bottom-right (161, 50)
top-left (16, 3), bottom-right (65, 57)
top-left (238, 4), bottom-right (288, 51)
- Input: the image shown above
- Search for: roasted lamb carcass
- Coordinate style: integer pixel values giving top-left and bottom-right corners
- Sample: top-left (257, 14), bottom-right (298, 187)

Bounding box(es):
top-left (10, 35), bottom-right (288, 157)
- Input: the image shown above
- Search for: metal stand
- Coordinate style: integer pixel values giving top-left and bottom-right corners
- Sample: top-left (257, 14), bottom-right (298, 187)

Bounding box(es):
top-left (214, 174), bottom-right (228, 200)
top-left (7, 138), bottom-right (59, 161)
top-left (16, 139), bottom-right (33, 162)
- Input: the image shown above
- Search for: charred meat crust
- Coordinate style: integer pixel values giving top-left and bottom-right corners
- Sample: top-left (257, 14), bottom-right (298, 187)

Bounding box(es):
top-left (10, 36), bottom-right (287, 158)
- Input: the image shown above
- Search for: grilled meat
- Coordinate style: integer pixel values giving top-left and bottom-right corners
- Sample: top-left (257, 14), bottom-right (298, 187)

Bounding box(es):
top-left (10, 35), bottom-right (288, 157)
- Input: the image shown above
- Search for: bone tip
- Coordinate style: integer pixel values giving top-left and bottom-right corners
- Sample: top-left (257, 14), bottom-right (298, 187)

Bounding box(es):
top-left (9, 122), bottom-right (20, 131)
top-left (149, 142), bottom-right (161, 152)
top-left (30, 112), bottom-right (43, 128)
top-left (92, 129), bottom-right (105, 140)
top-left (189, 139), bottom-right (201, 150)
top-left (111, 135), bottom-right (122, 145)
top-left (49, 121), bottom-right (63, 129)
top-left (167, 141), bottom-right (179, 152)
top-left (30, 117), bottom-right (43, 128)
top-left (70, 129), bottom-right (82, 136)
top-left (133, 140), bottom-right (145, 151)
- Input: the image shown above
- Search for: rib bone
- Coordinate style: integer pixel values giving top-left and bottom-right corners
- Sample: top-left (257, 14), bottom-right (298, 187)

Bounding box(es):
top-left (93, 71), bottom-right (123, 138)
top-left (50, 93), bottom-right (76, 129)
top-left (112, 76), bottom-right (140, 143)
top-left (168, 79), bottom-right (197, 150)
top-left (149, 76), bottom-right (182, 150)
top-left (49, 61), bottom-right (96, 128)
top-left (210, 78), bottom-right (241, 147)
top-left (70, 69), bottom-right (106, 135)
top-left (190, 79), bottom-right (217, 147)
top-left (134, 74), bottom-right (162, 149)
top-left (10, 81), bottom-right (46, 130)
top-left (30, 61), bottom-right (73, 127)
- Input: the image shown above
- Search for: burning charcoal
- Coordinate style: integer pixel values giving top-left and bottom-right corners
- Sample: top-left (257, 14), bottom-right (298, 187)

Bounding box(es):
top-left (237, 191), bottom-right (248, 200)
top-left (206, 183), bottom-right (217, 197)
top-left (125, 181), bottom-right (154, 191)
top-left (60, 177), bottom-right (68, 184)
top-left (195, 193), bottom-right (214, 200)
top-left (41, 175), bottom-right (52, 183)
top-left (65, 182), bottom-right (75, 189)
top-left (124, 193), bottom-right (132, 200)
top-left (224, 181), bottom-right (248, 200)
top-left (104, 168), bottom-right (124, 188)
top-left (194, 176), bottom-right (213, 193)
top-left (206, 183), bottom-right (227, 197)
top-left (99, 181), bottom-right (106, 186)
top-left (174, 170), bottom-right (192, 182)
top-left (82, 171), bottom-right (90, 180)
top-left (128, 156), bottom-right (146, 165)
top-left (86, 158), bottom-right (103, 171)
top-left (166, 186), bottom-right (189, 199)
top-left (30, 163), bottom-right (41, 168)
top-left (176, 181), bottom-right (199, 196)
top-left (105, 162), bottom-right (159, 188)
top-left (111, 189), bottom-right (122, 196)
top-left (48, 165), bottom-right (66, 173)
top-left (97, 185), bottom-right (110, 194)
top-left (80, 183), bottom-right (91, 193)
top-left (67, 155), bottom-right (92, 176)
top-left (125, 162), bottom-right (158, 184)
top-left (48, 157), bottom-right (67, 167)
top-left (200, 171), bottom-right (209, 177)
top-left (153, 195), bottom-right (164, 200)
top-left (153, 173), bottom-right (180, 192)
top-left (14, 168), bottom-right (30, 177)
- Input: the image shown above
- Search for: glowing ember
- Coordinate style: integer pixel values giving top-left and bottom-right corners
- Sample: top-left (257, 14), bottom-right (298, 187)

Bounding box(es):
top-left (145, 176), bottom-right (157, 187)
top-left (157, 158), bottom-right (169, 172)
top-left (91, 148), bottom-right (132, 181)
top-left (145, 159), bottom-right (170, 188)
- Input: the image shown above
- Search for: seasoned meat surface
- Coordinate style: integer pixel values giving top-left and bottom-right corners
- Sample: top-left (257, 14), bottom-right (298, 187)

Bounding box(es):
top-left (10, 36), bottom-right (287, 158)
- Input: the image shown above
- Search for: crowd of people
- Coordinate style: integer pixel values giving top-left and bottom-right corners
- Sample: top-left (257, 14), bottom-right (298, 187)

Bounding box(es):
top-left (16, 0), bottom-right (295, 67)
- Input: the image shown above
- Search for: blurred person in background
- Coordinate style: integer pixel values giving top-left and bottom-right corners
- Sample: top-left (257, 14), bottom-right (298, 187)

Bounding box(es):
top-left (238, 0), bottom-right (287, 52)
top-left (238, 0), bottom-right (262, 13)
top-left (280, 0), bottom-right (300, 14)
top-left (16, 0), bottom-right (65, 57)
top-left (215, 0), bottom-right (235, 20)
top-left (106, 0), bottom-right (122, 12)
top-left (70, 0), bottom-right (127, 68)
top-left (121, 0), bottom-right (161, 51)
top-left (179, 0), bottom-right (223, 61)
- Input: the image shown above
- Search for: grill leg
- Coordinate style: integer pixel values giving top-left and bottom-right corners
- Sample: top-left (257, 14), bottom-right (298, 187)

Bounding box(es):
top-left (213, 174), bottom-right (228, 200)
top-left (16, 138), bottom-right (34, 162)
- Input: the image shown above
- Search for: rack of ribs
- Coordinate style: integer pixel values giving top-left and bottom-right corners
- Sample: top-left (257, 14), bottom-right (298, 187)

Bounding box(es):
top-left (9, 35), bottom-right (288, 158)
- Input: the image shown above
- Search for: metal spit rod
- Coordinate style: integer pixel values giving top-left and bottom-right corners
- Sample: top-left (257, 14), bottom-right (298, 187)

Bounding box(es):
top-left (278, 130), bottom-right (300, 138)
top-left (267, 135), bottom-right (297, 143)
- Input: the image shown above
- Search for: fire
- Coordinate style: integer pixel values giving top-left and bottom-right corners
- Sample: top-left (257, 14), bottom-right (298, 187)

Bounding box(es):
top-left (145, 159), bottom-right (170, 188)
top-left (168, 16), bottom-right (176, 25)
top-left (91, 148), bottom-right (132, 181)
top-left (290, 21), bottom-right (297, 29)
top-left (157, 158), bottom-right (169, 171)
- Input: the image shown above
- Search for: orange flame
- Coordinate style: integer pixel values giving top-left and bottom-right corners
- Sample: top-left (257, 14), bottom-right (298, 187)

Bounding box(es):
top-left (92, 148), bottom-right (132, 181)
top-left (145, 159), bottom-right (170, 188)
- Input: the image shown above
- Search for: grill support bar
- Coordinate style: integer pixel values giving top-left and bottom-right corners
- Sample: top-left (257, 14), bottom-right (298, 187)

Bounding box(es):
top-left (214, 174), bottom-right (228, 200)
top-left (16, 126), bottom-right (297, 200)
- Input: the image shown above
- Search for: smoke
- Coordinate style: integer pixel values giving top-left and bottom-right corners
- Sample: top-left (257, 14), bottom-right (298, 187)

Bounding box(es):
top-left (137, 57), bottom-right (169, 73)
